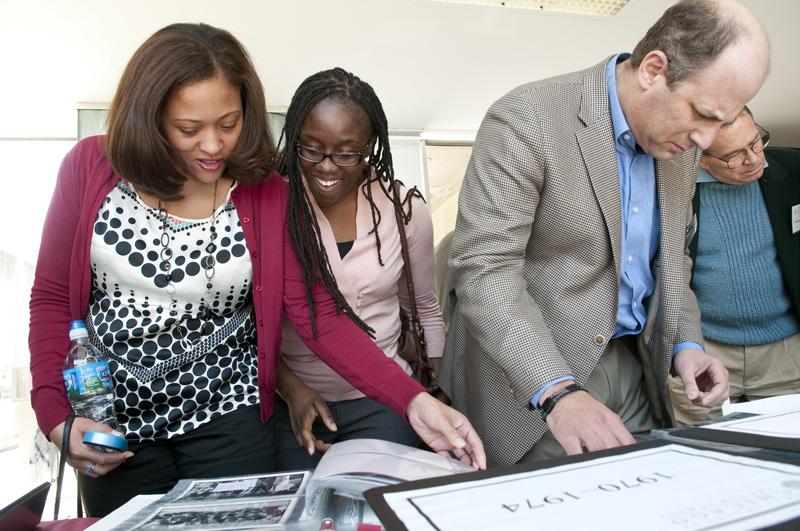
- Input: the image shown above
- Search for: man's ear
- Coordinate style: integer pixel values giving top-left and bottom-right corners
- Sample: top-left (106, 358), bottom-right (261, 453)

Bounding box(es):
top-left (638, 50), bottom-right (669, 89)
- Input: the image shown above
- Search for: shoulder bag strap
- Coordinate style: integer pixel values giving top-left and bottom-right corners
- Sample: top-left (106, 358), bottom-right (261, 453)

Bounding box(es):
top-left (54, 414), bottom-right (75, 520)
top-left (391, 182), bottom-right (426, 348)
top-left (54, 415), bottom-right (84, 519)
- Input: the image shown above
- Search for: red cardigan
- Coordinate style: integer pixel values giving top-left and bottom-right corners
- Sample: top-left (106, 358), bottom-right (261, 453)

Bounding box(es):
top-left (29, 136), bottom-right (423, 438)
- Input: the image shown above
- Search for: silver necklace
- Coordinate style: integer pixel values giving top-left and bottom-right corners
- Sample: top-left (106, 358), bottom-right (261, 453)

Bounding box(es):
top-left (157, 181), bottom-right (219, 352)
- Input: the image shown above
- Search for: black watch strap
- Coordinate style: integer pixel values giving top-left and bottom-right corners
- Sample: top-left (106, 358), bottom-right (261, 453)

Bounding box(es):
top-left (539, 383), bottom-right (584, 421)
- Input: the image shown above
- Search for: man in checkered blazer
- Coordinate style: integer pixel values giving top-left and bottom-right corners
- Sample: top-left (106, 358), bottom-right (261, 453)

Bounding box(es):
top-left (440, 0), bottom-right (771, 467)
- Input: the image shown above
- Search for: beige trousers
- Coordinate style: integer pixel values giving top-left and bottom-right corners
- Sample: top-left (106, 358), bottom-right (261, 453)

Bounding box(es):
top-left (668, 332), bottom-right (800, 426)
top-left (519, 335), bottom-right (655, 463)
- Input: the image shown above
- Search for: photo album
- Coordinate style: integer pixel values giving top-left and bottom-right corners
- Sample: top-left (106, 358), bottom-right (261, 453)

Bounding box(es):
top-left (108, 439), bottom-right (475, 530)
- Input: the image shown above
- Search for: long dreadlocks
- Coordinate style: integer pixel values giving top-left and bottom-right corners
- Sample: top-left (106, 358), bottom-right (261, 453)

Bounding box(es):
top-left (278, 67), bottom-right (425, 337)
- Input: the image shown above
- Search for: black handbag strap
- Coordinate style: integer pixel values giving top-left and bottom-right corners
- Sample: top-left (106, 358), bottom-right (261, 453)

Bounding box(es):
top-left (54, 415), bottom-right (83, 520)
top-left (54, 415), bottom-right (74, 520)
top-left (391, 182), bottom-right (427, 349)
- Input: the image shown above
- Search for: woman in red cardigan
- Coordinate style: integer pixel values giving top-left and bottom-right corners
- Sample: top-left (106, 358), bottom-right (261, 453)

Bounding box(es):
top-left (29, 23), bottom-right (484, 517)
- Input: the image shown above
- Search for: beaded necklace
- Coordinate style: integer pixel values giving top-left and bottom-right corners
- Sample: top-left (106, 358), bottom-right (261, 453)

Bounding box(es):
top-left (157, 181), bottom-right (219, 352)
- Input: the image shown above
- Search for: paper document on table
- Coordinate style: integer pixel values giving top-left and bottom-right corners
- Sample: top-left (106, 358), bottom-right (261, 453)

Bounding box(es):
top-left (701, 409), bottom-right (800, 438)
top-left (368, 443), bottom-right (800, 531)
top-left (722, 394), bottom-right (800, 416)
top-left (661, 409), bottom-right (800, 453)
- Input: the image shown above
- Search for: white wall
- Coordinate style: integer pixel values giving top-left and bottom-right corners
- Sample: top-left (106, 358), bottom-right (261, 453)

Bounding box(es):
top-left (1, 0), bottom-right (798, 144)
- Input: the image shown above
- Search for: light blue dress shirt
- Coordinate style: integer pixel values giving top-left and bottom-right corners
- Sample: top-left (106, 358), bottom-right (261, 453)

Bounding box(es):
top-left (531, 54), bottom-right (701, 409)
top-left (606, 53), bottom-right (660, 339)
top-left (696, 168), bottom-right (718, 183)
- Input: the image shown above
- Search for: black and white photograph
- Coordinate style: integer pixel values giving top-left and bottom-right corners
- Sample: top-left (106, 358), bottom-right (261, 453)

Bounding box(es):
top-left (175, 472), bottom-right (308, 502)
top-left (132, 499), bottom-right (294, 530)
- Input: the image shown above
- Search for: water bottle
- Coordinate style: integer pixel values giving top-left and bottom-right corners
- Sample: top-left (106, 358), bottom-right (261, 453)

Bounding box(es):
top-left (62, 320), bottom-right (128, 452)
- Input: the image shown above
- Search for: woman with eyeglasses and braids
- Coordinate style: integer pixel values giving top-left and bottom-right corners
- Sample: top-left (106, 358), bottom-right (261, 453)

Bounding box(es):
top-left (275, 67), bottom-right (454, 470)
top-left (29, 30), bottom-right (485, 517)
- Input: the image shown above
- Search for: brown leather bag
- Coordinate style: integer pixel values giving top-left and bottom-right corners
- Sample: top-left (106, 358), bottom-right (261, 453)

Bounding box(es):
top-left (392, 183), bottom-right (439, 392)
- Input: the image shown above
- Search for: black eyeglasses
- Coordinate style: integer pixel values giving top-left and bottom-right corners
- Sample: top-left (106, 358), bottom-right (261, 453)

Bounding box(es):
top-left (703, 124), bottom-right (770, 169)
top-left (295, 143), bottom-right (369, 167)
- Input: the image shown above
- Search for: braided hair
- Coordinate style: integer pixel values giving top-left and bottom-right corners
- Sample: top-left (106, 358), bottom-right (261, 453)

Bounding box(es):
top-left (278, 67), bottom-right (424, 336)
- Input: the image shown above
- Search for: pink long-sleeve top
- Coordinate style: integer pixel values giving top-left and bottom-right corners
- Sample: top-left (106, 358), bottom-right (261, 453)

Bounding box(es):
top-left (280, 176), bottom-right (445, 401)
top-left (28, 136), bottom-right (424, 438)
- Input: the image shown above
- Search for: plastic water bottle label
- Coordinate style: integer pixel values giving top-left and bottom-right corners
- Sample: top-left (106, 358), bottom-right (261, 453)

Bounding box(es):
top-left (63, 368), bottom-right (81, 401)
top-left (63, 361), bottom-right (113, 399)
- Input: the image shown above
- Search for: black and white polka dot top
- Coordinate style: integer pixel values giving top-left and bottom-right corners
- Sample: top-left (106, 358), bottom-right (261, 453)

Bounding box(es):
top-left (85, 181), bottom-right (259, 441)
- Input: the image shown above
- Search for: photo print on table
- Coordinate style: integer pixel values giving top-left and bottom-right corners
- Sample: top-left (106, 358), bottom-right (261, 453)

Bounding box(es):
top-left (173, 472), bottom-right (308, 502)
top-left (132, 499), bottom-right (294, 530)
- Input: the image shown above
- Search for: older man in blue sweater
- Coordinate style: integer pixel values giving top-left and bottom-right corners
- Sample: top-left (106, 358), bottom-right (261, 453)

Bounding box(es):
top-left (669, 107), bottom-right (800, 424)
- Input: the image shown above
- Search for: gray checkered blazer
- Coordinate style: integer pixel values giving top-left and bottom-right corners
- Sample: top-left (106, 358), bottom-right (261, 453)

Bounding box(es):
top-left (440, 58), bottom-right (703, 467)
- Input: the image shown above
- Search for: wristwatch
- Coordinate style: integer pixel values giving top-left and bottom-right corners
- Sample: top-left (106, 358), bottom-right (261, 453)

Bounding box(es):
top-left (539, 383), bottom-right (584, 421)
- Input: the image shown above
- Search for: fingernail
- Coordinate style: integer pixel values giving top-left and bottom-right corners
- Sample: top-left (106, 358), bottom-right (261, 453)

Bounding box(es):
top-left (307, 446), bottom-right (314, 456)
top-left (331, 423), bottom-right (338, 431)
top-left (455, 437), bottom-right (466, 447)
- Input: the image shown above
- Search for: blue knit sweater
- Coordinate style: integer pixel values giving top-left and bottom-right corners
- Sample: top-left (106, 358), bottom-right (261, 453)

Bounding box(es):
top-left (692, 178), bottom-right (800, 345)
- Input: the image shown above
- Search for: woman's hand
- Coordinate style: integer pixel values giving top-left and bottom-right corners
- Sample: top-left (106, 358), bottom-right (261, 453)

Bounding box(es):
top-left (48, 417), bottom-right (133, 478)
top-left (406, 392), bottom-right (487, 469)
top-left (285, 383), bottom-right (337, 456)
top-left (277, 357), bottom-right (337, 456)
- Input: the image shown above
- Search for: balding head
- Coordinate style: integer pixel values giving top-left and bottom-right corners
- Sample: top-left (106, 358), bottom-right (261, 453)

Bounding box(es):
top-left (630, 0), bottom-right (770, 88)
top-left (618, 0), bottom-right (770, 160)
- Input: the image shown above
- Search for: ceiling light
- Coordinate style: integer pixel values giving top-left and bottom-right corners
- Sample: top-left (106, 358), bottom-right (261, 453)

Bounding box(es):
top-left (431, 0), bottom-right (629, 17)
